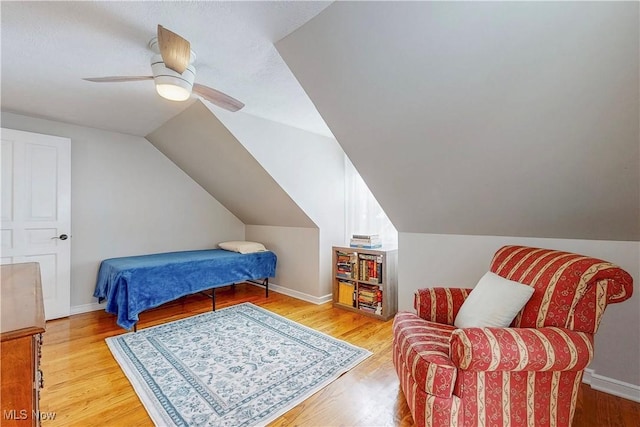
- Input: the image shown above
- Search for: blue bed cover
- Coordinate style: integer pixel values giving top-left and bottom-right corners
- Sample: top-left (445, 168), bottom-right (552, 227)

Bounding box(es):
top-left (93, 249), bottom-right (276, 329)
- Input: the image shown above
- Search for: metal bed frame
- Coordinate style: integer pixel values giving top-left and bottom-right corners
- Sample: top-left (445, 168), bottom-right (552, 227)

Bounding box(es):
top-left (132, 278), bottom-right (269, 332)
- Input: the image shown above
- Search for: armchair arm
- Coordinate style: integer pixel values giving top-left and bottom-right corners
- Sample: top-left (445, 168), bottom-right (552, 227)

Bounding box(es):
top-left (450, 326), bottom-right (594, 372)
top-left (414, 287), bottom-right (472, 324)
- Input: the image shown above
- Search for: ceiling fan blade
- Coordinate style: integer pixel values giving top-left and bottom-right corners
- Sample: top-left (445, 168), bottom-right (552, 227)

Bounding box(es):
top-left (193, 83), bottom-right (245, 112)
top-left (83, 76), bottom-right (153, 83)
top-left (157, 25), bottom-right (190, 74)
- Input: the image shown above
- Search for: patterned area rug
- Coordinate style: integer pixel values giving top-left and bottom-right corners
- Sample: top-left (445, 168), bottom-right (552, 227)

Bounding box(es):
top-left (106, 302), bottom-right (371, 426)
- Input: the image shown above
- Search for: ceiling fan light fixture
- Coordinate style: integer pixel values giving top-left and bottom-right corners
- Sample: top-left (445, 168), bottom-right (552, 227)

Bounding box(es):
top-left (151, 54), bottom-right (196, 102)
top-left (155, 82), bottom-right (191, 101)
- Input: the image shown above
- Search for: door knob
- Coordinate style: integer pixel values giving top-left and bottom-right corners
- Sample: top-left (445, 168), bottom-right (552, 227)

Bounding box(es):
top-left (52, 234), bottom-right (69, 240)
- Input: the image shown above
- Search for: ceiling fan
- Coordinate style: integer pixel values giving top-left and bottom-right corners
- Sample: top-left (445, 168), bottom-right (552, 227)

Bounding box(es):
top-left (84, 25), bottom-right (244, 112)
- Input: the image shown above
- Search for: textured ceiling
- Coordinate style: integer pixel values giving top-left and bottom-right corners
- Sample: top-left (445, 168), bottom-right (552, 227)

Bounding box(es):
top-left (0, 1), bottom-right (332, 137)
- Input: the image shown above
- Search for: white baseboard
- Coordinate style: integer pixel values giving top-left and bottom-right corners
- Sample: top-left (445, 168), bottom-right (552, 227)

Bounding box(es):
top-left (70, 301), bottom-right (104, 315)
top-left (583, 368), bottom-right (640, 402)
top-left (70, 283), bottom-right (331, 317)
top-left (254, 281), bottom-right (332, 305)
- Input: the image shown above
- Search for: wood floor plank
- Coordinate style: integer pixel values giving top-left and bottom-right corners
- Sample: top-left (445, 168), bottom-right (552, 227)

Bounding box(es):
top-left (38, 283), bottom-right (639, 426)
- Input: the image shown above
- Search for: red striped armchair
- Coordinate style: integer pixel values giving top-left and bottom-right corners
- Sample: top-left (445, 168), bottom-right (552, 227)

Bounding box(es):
top-left (392, 245), bottom-right (633, 427)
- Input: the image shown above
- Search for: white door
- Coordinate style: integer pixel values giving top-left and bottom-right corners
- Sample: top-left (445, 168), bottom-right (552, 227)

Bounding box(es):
top-left (1, 128), bottom-right (71, 320)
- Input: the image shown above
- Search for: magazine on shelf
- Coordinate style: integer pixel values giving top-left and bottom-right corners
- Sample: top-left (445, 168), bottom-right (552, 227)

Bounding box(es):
top-left (350, 242), bottom-right (382, 249)
top-left (352, 234), bottom-right (379, 240)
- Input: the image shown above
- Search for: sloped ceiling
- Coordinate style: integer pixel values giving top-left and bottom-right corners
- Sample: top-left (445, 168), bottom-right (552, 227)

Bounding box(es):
top-left (277, 1), bottom-right (640, 241)
top-left (146, 101), bottom-right (316, 228)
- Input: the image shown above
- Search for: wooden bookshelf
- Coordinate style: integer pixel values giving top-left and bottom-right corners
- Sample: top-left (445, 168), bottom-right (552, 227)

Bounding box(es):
top-left (332, 245), bottom-right (398, 321)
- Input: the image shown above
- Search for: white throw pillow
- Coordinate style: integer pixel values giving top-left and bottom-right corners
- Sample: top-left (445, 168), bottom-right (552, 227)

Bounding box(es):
top-left (454, 271), bottom-right (535, 328)
top-left (218, 241), bottom-right (267, 254)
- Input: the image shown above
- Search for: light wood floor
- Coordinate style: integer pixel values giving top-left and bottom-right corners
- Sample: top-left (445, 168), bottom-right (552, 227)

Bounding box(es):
top-left (40, 283), bottom-right (639, 426)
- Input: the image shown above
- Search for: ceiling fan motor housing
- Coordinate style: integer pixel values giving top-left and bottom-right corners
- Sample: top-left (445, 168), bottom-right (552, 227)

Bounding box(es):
top-left (150, 54), bottom-right (196, 101)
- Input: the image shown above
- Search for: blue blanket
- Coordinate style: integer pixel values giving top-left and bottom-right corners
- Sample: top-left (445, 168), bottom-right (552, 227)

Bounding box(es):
top-left (93, 249), bottom-right (277, 329)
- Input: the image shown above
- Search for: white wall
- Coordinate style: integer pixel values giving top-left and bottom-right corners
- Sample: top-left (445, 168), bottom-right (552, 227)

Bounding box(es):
top-left (214, 108), bottom-right (346, 298)
top-left (246, 225), bottom-right (327, 303)
top-left (399, 232), bottom-right (640, 391)
top-left (1, 112), bottom-right (245, 308)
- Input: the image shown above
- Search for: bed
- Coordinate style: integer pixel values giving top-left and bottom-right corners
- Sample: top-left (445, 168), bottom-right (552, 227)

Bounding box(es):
top-left (93, 249), bottom-right (277, 330)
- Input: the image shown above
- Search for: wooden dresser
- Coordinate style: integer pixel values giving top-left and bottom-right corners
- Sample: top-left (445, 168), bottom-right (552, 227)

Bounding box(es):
top-left (1, 263), bottom-right (46, 427)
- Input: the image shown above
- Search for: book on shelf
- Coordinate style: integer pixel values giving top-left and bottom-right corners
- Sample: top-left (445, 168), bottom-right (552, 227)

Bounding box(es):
top-left (333, 244), bottom-right (396, 320)
top-left (350, 241), bottom-right (382, 249)
top-left (357, 255), bottom-right (383, 283)
top-left (357, 301), bottom-right (382, 313)
top-left (335, 251), bottom-right (358, 279)
top-left (338, 281), bottom-right (355, 306)
top-left (352, 233), bottom-right (379, 240)
top-left (357, 283), bottom-right (383, 315)
top-left (350, 234), bottom-right (382, 249)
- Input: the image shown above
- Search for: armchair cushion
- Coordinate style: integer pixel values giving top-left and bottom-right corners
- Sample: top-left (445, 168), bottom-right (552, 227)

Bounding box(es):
top-left (450, 326), bottom-right (594, 372)
top-left (454, 272), bottom-right (534, 328)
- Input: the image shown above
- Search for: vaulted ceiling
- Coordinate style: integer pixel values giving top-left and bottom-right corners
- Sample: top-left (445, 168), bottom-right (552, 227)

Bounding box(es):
top-left (278, 1), bottom-right (640, 241)
top-left (146, 101), bottom-right (316, 228)
top-left (2, 1), bottom-right (638, 242)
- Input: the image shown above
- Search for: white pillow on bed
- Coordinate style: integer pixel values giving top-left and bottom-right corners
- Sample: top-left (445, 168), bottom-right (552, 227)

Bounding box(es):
top-left (218, 241), bottom-right (267, 254)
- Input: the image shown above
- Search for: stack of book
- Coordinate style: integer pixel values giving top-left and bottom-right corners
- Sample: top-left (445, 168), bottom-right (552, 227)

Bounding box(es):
top-left (335, 251), bottom-right (357, 279)
top-left (349, 234), bottom-right (382, 249)
top-left (358, 283), bottom-right (382, 313)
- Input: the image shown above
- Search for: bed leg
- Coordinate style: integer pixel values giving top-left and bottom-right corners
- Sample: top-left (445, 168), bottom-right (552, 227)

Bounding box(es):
top-left (212, 288), bottom-right (216, 312)
top-left (265, 278), bottom-right (269, 297)
top-left (134, 323), bottom-right (137, 333)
